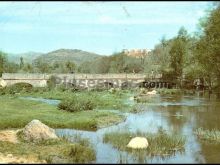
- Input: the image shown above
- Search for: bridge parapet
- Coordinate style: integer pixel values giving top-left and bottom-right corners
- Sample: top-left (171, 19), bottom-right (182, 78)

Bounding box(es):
top-left (2, 73), bottom-right (50, 80)
top-left (2, 73), bottom-right (163, 88)
top-left (2, 73), bottom-right (162, 80)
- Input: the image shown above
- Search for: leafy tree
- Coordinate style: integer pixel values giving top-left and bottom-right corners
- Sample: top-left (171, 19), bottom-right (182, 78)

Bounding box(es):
top-left (19, 57), bottom-right (24, 69)
top-left (195, 4), bottom-right (220, 91)
top-left (150, 38), bottom-right (173, 79)
top-left (78, 61), bottom-right (91, 73)
top-left (4, 62), bottom-right (20, 73)
top-left (23, 63), bottom-right (33, 73)
top-left (34, 60), bottom-right (51, 73)
top-left (0, 51), bottom-right (7, 76)
top-left (169, 27), bottom-right (189, 83)
top-left (65, 61), bottom-right (76, 73)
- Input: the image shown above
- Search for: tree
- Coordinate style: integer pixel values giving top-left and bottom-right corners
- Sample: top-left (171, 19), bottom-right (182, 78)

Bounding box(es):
top-left (34, 60), bottom-right (50, 73)
top-left (4, 62), bottom-right (20, 73)
top-left (78, 61), bottom-right (91, 73)
top-left (195, 4), bottom-right (220, 92)
top-left (169, 27), bottom-right (188, 84)
top-left (65, 61), bottom-right (76, 73)
top-left (150, 37), bottom-right (173, 79)
top-left (20, 57), bottom-right (24, 69)
top-left (0, 51), bottom-right (7, 76)
top-left (23, 63), bottom-right (33, 73)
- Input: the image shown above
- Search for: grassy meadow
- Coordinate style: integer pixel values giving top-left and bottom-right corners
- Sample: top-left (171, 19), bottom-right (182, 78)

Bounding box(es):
top-left (0, 95), bottom-right (125, 130)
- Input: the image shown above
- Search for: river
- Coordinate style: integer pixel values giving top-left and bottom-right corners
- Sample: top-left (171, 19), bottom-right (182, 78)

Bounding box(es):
top-left (21, 93), bottom-right (220, 163)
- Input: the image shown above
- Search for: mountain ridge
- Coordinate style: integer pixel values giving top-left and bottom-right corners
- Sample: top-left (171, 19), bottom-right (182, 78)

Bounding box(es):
top-left (33, 48), bottom-right (104, 65)
top-left (7, 49), bottom-right (105, 65)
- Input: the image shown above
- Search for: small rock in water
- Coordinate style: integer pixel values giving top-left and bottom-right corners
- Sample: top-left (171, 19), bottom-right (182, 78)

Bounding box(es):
top-left (127, 137), bottom-right (149, 149)
top-left (129, 97), bottom-right (134, 101)
top-left (147, 90), bottom-right (157, 95)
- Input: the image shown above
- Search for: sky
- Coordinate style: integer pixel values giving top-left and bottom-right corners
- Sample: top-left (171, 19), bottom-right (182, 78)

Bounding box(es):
top-left (0, 1), bottom-right (211, 55)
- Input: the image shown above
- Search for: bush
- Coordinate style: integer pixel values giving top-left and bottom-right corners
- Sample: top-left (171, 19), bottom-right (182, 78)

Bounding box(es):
top-left (1, 83), bottom-right (33, 94)
top-left (195, 128), bottom-right (220, 143)
top-left (157, 88), bottom-right (182, 95)
top-left (47, 75), bottom-right (59, 90)
top-left (68, 144), bottom-right (96, 163)
top-left (58, 96), bottom-right (96, 112)
top-left (31, 87), bottom-right (50, 93)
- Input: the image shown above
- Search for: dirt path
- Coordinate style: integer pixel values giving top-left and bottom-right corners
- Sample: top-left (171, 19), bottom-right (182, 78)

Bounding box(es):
top-left (0, 130), bottom-right (45, 163)
top-left (0, 152), bottom-right (45, 164)
top-left (0, 130), bottom-right (19, 144)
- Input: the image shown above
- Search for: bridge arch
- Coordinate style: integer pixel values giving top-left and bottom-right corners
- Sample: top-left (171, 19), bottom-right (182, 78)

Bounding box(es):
top-left (12, 82), bottom-right (33, 88)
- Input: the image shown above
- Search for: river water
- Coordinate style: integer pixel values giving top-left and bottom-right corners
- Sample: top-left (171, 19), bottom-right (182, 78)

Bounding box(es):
top-left (21, 93), bottom-right (220, 163)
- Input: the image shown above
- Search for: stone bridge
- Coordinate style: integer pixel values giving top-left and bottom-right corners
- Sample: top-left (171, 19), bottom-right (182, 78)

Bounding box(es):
top-left (1, 73), bottom-right (174, 88)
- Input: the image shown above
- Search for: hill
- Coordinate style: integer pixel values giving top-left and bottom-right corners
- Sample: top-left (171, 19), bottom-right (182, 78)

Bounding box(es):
top-left (33, 49), bottom-right (104, 65)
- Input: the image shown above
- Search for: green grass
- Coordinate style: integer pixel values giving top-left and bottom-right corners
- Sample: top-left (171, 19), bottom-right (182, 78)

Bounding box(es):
top-left (156, 88), bottom-right (183, 95)
top-left (17, 88), bottom-right (132, 110)
top-left (103, 128), bottom-right (186, 158)
top-left (195, 128), bottom-right (220, 143)
top-left (0, 136), bottom-right (96, 163)
top-left (134, 95), bottom-right (157, 103)
top-left (58, 96), bottom-right (96, 112)
top-left (0, 96), bottom-right (125, 131)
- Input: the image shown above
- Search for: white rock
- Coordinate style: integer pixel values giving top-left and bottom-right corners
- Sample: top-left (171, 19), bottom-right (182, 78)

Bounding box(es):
top-left (129, 97), bottom-right (134, 101)
top-left (147, 90), bottom-right (157, 95)
top-left (127, 137), bottom-right (149, 149)
top-left (7, 154), bottom-right (13, 158)
top-left (0, 78), bottom-right (7, 88)
top-left (22, 119), bottom-right (58, 142)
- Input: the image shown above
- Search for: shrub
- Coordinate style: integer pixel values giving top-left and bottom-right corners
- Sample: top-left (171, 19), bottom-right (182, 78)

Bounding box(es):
top-left (31, 87), bottom-right (50, 93)
top-left (58, 96), bottom-right (96, 112)
top-left (68, 143), bottom-right (96, 163)
top-left (2, 83), bottom-right (33, 94)
top-left (47, 75), bottom-right (59, 90)
top-left (195, 128), bottom-right (220, 143)
top-left (157, 88), bottom-right (182, 95)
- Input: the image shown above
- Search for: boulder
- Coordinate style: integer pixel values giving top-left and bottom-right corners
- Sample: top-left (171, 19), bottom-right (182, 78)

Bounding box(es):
top-left (22, 120), bottom-right (58, 142)
top-left (127, 137), bottom-right (149, 149)
top-left (0, 78), bottom-right (7, 88)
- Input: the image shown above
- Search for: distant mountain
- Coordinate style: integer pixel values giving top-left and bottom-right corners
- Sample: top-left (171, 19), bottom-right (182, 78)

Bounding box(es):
top-left (33, 49), bottom-right (104, 65)
top-left (7, 52), bottom-right (43, 64)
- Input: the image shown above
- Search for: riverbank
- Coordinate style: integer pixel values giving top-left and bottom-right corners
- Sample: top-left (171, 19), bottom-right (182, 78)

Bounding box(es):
top-left (0, 129), bottom-right (96, 163)
top-left (0, 95), bottom-right (125, 130)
